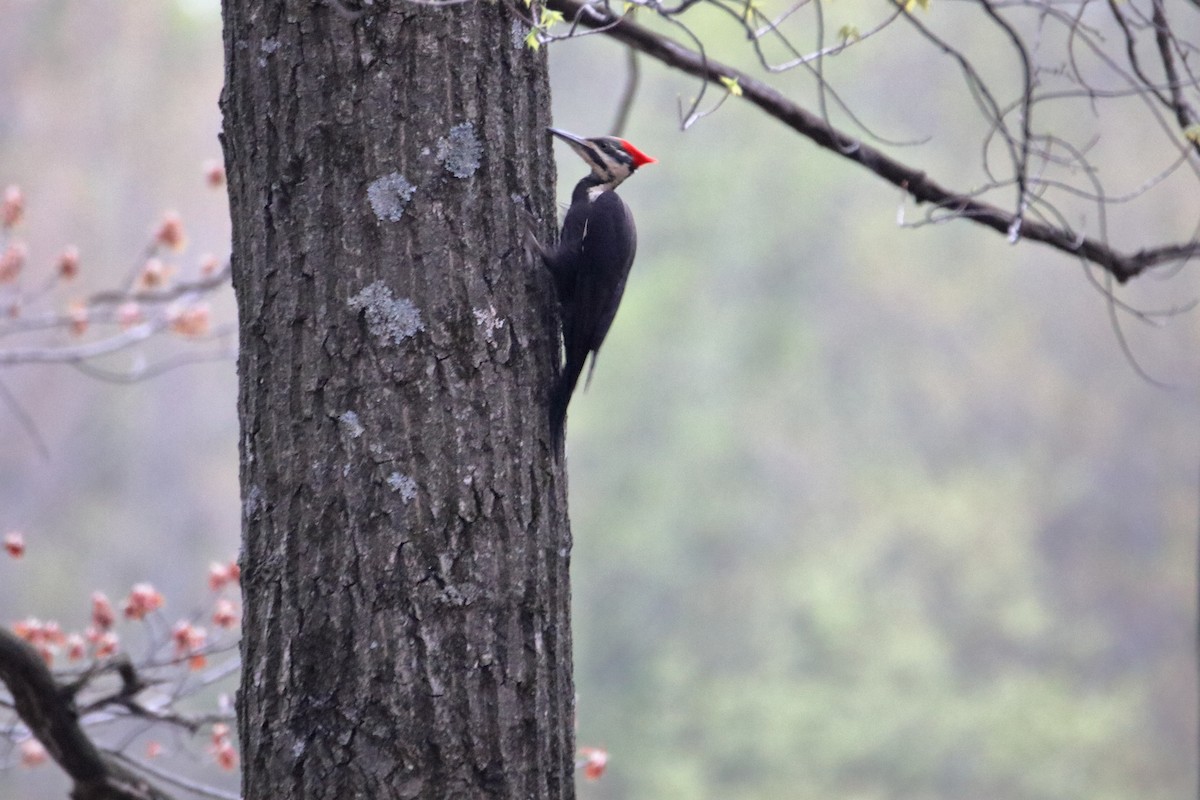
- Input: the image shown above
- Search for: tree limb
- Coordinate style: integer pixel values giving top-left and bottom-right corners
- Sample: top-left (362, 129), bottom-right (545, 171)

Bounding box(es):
top-left (545, 0), bottom-right (1199, 282)
top-left (1150, 0), bottom-right (1200, 157)
top-left (0, 629), bottom-right (174, 800)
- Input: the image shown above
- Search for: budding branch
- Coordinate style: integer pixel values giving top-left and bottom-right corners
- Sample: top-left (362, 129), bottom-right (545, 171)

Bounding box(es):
top-left (0, 629), bottom-right (174, 800)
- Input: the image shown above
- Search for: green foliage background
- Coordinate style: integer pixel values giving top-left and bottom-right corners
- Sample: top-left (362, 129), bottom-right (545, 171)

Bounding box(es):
top-left (1, 2), bottom-right (1197, 798)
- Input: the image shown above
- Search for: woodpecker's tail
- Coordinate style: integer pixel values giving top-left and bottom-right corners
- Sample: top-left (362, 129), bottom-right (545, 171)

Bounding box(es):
top-left (549, 352), bottom-right (588, 447)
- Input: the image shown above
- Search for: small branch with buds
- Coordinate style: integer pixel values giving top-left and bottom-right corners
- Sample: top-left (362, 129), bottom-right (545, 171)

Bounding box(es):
top-left (0, 166), bottom-right (232, 377)
top-left (0, 628), bottom-right (175, 800)
top-left (3, 542), bottom-right (243, 795)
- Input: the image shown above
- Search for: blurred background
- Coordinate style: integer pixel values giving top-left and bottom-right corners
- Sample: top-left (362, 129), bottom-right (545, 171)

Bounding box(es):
top-left (1, 1), bottom-right (1198, 798)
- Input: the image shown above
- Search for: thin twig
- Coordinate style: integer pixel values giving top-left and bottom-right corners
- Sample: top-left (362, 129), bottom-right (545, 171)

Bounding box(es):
top-left (104, 750), bottom-right (239, 800)
top-left (610, 47), bottom-right (641, 137)
top-left (0, 377), bottom-right (49, 459)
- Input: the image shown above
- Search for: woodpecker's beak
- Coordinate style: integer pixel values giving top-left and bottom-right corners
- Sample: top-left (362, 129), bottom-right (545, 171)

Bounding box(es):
top-left (548, 127), bottom-right (606, 175)
top-left (547, 127), bottom-right (589, 148)
top-left (547, 128), bottom-right (594, 165)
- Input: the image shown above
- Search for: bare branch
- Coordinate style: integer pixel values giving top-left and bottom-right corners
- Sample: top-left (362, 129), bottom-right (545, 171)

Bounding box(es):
top-left (978, 0), bottom-right (1035, 237)
top-left (0, 320), bottom-right (169, 366)
top-left (88, 263), bottom-right (231, 307)
top-left (104, 751), bottom-right (238, 800)
top-left (610, 47), bottom-right (641, 137)
top-left (1150, 0), bottom-right (1200, 155)
top-left (544, 0), bottom-right (1200, 282)
top-left (69, 344), bottom-right (236, 385)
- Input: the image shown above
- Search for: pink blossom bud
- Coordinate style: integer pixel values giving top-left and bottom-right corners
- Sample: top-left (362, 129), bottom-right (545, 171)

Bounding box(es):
top-left (94, 631), bottom-right (119, 658)
top-left (199, 253), bottom-right (221, 277)
top-left (19, 739), bottom-right (47, 768)
top-left (68, 301), bottom-right (88, 337)
top-left (2, 186), bottom-right (24, 229)
top-left (154, 211), bottom-right (187, 252)
top-left (212, 599), bottom-right (239, 629)
top-left (116, 302), bottom-right (143, 330)
top-left (0, 242), bottom-right (27, 284)
top-left (214, 740), bottom-right (237, 771)
top-left (169, 303), bottom-right (211, 338)
top-left (91, 592), bottom-right (115, 630)
top-left (3, 530), bottom-right (24, 558)
top-left (122, 582), bottom-right (164, 620)
top-left (578, 747), bottom-right (608, 781)
top-left (65, 633), bottom-right (86, 661)
top-left (203, 160), bottom-right (226, 188)
top-left (57, 245), bottom-right (80, 280)
top-left (137, 258), bottom-right (171, 290)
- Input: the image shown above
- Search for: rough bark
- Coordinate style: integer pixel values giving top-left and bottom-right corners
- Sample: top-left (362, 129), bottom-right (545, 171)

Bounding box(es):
top-left (219, 2), bottom-right (573, 798)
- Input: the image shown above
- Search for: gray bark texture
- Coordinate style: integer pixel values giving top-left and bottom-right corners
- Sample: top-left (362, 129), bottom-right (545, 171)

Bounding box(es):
top-left (219, 2), bottom-right (574, 798)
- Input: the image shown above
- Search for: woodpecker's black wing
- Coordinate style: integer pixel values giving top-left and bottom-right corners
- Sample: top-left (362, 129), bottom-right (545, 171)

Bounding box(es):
top-left (548, 187), bottom-right (637, 442)
top-left (572, 189), bottom-right (637, 363)
top-left (542, 186), bottom-right (590, 308)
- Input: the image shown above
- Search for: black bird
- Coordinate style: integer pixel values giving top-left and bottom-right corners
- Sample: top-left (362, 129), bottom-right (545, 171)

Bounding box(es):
top-left (535, 127), bottom-right (656, 444)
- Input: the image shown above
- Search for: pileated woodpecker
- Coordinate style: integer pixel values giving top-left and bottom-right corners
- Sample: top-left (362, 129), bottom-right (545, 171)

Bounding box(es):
top-left (536, 127), bottom-right (656, 444)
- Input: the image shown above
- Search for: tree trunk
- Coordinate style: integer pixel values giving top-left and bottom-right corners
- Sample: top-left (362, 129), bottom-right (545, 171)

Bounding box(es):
top-left (219, 3), bottom-right (573, 798)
